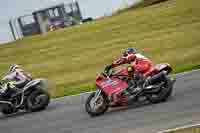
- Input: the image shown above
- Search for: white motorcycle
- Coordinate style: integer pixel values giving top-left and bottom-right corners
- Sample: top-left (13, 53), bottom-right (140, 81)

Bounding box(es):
top-left (0, 79), bottom-right (50, 115)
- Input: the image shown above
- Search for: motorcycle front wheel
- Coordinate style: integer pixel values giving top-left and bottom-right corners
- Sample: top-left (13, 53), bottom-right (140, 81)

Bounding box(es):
top-left (85, 92), bottom-right (109, 116)
top-left (1, 104), bottom-right (16, 115)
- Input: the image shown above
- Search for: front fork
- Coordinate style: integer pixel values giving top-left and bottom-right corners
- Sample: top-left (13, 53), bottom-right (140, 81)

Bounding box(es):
top-left (93, 89), bottom-right (102, 103)
top-left (90, 89), bottom-right (102, 110)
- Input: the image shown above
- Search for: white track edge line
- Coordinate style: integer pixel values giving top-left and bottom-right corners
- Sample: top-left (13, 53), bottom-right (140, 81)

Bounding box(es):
top-left (158, 123), bottom-right (200, 133)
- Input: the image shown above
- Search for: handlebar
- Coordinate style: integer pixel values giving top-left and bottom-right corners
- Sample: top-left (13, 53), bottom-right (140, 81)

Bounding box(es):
top-left (101, 72), bottom-right (108, 77)
top-left (0, 80), bottom-right (6, 86)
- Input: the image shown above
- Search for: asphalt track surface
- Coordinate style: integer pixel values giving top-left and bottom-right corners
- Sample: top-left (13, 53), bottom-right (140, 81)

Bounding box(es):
top-left (0, 70), bottom-right (200, 133)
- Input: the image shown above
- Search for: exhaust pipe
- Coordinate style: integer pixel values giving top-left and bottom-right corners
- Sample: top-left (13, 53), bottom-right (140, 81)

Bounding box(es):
top-left (0, 101), bottom-right (13, 105)
top-left (146, 71), bottom-right (167, 85)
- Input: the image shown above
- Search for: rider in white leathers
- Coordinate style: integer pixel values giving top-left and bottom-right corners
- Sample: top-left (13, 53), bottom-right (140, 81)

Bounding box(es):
top-left (0, 64), bottom-right (32, 96)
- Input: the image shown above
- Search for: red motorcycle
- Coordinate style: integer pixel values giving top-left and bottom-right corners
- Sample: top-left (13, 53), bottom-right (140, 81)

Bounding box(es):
top-left (85, 63), bottom-right (176, 116)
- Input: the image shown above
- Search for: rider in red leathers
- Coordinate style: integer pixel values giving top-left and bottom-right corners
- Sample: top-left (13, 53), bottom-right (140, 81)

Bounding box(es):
top-left (104, 48), bottom-right (154, 104)
top-left (104, 48), bottom-right (154, 78)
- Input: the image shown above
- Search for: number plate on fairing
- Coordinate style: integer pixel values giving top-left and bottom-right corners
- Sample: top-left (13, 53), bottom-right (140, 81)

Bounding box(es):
top-left (100, 79), bottom-right (118, 88)
top-left (98, 78), bottom-right (129, 96)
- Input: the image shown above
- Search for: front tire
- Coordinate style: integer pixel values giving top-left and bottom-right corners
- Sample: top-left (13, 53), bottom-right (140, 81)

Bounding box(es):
top-left (26, 89), bottom-right (50, 112)
top-left (1, 104), bottom-right (16, 115)
top-left (85, 92), bottom-right (109, 116)
top-left (147, 78), bottom-right (173, 103)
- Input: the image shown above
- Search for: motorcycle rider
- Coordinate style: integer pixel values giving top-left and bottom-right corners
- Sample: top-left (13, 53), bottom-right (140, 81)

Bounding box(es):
top-left (0, 64), bottom-right (32, 97)
top-left (105, 48), bottom-right (153, 77)
top-left (104, 48), bottom-right (154, 94)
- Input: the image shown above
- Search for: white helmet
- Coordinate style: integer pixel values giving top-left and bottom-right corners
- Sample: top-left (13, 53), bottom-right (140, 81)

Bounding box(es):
top-left (9, 64), bottom-right (20, 72)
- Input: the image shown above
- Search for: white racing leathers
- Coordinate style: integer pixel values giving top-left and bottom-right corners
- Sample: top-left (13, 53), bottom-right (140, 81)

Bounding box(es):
top-left (1, 69), bottom-right (32, 94)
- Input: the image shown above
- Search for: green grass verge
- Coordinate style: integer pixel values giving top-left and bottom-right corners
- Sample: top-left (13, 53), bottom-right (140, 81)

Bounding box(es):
top-left (175, 64), bottom-right (200, 74)
top-left (1, 0), bottom-right (200, 98)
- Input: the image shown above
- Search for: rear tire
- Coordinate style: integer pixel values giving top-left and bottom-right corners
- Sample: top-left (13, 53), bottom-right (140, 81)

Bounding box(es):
top-left (26, 89), bottom-right (50, 112)
top-left (147, 78), bottom-right (173, 103)
top-left (85, 92), bottom-right (109, 116)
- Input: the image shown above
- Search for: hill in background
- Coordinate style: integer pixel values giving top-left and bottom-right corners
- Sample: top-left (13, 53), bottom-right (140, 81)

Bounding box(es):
top-left (0, 0), bottom-right (200, 97)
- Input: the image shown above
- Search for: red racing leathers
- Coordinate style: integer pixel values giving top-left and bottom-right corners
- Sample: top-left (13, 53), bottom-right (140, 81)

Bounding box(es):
top-left (106, 53), bottom-right (154, 105)
top-left (111, 53), bottom-right (154, 78)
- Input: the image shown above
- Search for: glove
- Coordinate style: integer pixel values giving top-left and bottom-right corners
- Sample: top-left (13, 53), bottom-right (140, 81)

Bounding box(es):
top-left (0, 80), bottom-right (4, 86)
top-left (7, 82), bottom-right (16, 89)
top-left (104, 64), bottom-right (112, 74)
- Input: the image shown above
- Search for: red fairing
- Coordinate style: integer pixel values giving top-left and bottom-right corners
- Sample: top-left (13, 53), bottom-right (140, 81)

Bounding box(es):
top-left (96, 76), bottom-right (128, 97)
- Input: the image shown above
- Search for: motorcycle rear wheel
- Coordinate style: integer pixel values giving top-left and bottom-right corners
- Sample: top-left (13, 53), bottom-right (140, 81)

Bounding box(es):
top-left (147, 78), bottom-right (173, 103)
top-left (26, 89), bottom-right (50, 112)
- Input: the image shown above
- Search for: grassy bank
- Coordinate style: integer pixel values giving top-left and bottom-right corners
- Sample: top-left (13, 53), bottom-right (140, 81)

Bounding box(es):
top-left (0, 0), bottom-right (200, 98)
